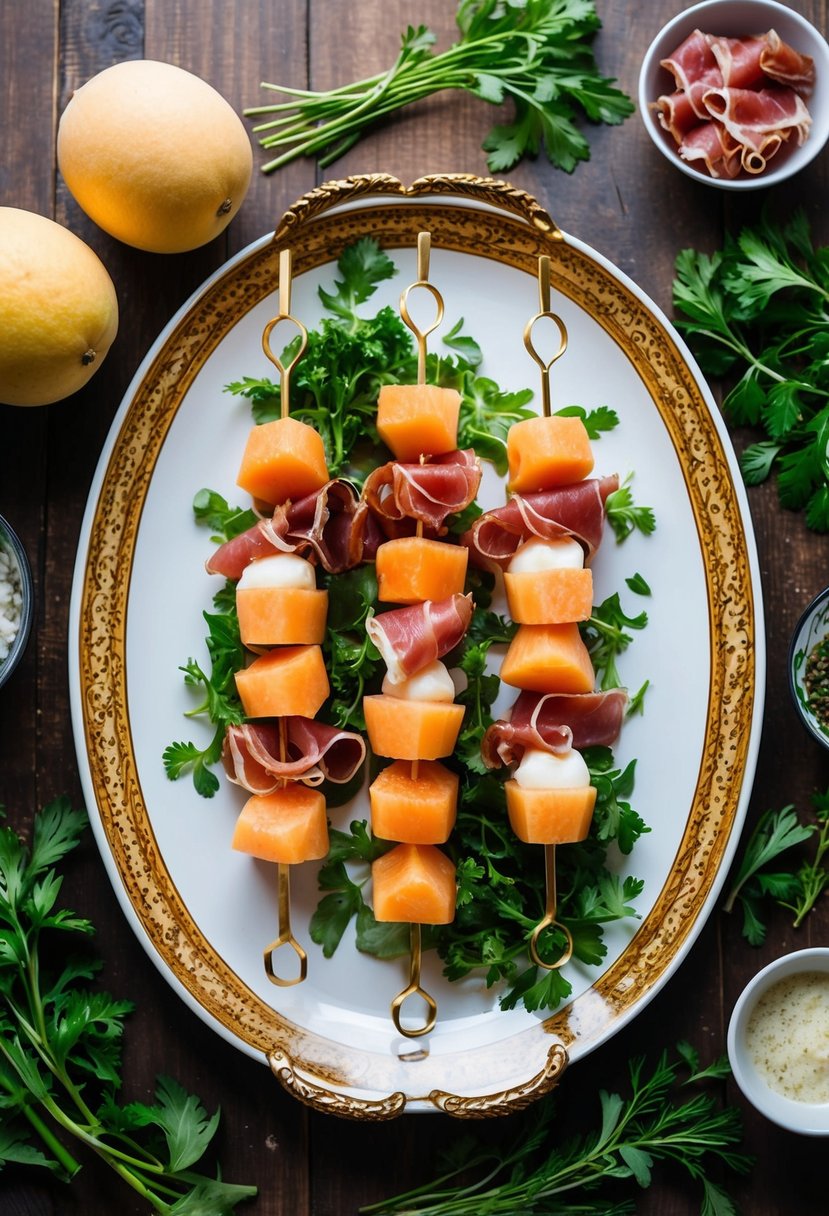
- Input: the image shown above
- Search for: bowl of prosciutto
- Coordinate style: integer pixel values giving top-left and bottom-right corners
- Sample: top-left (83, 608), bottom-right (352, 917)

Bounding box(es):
top-left (638, 0), bottom-right (829, 187)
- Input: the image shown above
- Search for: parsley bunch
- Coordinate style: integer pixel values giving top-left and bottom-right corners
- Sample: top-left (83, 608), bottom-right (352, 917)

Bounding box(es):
top-left (364, 1043), bottom-right (749, 1216)
top-left (0, 798), bottom-right (256, 1211)
top-left (672, 209), bottom-right (829, 530)
top-left (723, 786), bottom-right (829, 944)
top-left (246, 0), bottom-right (633, 175)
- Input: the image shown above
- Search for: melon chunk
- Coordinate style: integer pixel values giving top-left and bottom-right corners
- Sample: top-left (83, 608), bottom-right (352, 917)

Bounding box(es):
top-left (236, 416), bottom-right (328, 505)
top-left (505, 780), bottom-right (596, 844)
top-left (370, 759), bottom-right (459, 843)
top-left (232, 785), bottom-right (329, 863)
top-left (377, 383), bottom-right (461, 461)
top-left (235, 645), bottom-right (329, 718)
top-left (375, 537), bottom-right (468, 604)
top-left (507, 415), bottom-right (594, 493)
top-left (372, 843), bottom-right (456, 924)
top-left (504, 568), bottom-right (593, 625)
top-left (237, 586), bottom-right (328, 646)
top-left (500, 623), bottom-right (594, 694)
top-left (363, 695), bottom-right (464, 760)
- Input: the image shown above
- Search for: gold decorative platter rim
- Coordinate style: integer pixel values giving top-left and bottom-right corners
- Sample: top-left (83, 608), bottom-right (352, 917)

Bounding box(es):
top-left (68, 174), bottom-right (764, 1118)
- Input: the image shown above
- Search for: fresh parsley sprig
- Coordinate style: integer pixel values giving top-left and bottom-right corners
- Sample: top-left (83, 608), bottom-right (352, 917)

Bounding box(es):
top-left (723, 788), bottom-right (829, 944)
top-left (163, 588), bottom-right (246, 797)
top-left (0, 799), bottom-right (256, 1212)
top-left (247, 1), bottom-right (634, 175)
top-left (363, 1042), bottom-right (749, 1216)
top-left (672, 208), bottom-right (829, 530)
top-left (580, 578), bottom-right (649, 692)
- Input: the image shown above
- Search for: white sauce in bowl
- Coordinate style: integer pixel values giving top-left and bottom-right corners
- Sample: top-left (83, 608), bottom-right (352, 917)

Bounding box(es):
top-left (746, 971), bottom-right (829, 1103)
top-left (0, 545), bottom-right (23, 664)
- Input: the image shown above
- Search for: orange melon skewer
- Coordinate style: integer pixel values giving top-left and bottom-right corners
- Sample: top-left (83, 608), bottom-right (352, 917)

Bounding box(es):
top-left (232, 249), bottom-right (325, 987)
top-left (518, 255), bottom-right (576, 975)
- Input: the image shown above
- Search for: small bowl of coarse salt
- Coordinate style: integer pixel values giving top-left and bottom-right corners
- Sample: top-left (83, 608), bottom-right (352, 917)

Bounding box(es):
top-left (0, 514), bottom-right (34, 690)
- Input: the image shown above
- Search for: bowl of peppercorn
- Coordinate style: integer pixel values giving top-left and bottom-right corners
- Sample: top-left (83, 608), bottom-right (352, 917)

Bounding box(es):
top-left (789, 586), bottom-right (829, 748)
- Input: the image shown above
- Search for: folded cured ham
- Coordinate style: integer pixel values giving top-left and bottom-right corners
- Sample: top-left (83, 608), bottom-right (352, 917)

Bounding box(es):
top-left (462, 475), bottom-right (618, 573)
top-left (481, 689), bottom-right (628, 770)
top-left (367, 593), bottom-right (473, 683)
top-left (223, 718), bottom-right (366, 794)
top-left (652, 26), bottom-right (815, 179)
top-left (206, 479), bottom-right (381, 579)
top-left (362, 448), bottom-right (482, 535)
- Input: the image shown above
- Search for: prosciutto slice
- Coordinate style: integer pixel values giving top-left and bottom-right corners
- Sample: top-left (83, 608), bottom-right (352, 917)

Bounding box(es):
top-left (654, 27), bottom-right (815, 180)
top-left (462, 475), bottom-right (618, 573)
top-left (367, 593), bottom-right (473, 684)
top-left (702, 85), bottom-right (811, 152)
top-left (660, 29), bottom-right (723, 118)
top-left (679, 121), bottom-right (742, 178)
top-left (482, 689), bottom-right (628, 770)
top-left (222, 718), bottom-right (366, 793)
top-left (206, 479), bottom-right (381, 579)
top-left (362, 449), bottom-right (482, 534)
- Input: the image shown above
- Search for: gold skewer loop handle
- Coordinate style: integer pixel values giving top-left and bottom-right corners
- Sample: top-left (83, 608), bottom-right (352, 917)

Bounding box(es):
top-left (391, 923), bottom-right (438, 1038)
top-left (264, 863), bottom-right (308, 987)
top-left (262, 248), bottom-right (308, 419)
top-left (523, 255), bottom-right (568, 419)
top-left (529, 844), bottom-right (574, 971)
top-left (399, 231), bottom-right (445, 386)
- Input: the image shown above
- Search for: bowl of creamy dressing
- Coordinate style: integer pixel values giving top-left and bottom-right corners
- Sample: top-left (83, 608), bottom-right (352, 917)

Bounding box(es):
top-left (728, 948), bottom-right (829, 1134)
top-left (0, 513), bottom-right (34, 691)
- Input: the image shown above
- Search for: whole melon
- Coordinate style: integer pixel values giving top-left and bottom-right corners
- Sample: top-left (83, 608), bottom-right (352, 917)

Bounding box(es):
top-left (0, 208), bottom-right (118, 407)
top-left (57, 60), bottom-right (253, 254)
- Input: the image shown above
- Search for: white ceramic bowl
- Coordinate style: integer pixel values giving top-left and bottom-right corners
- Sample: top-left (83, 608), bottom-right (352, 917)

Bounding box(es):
top-left (727, 948), bottom-right (829, 1134)
top-left (638, 0), bottom-right (829, 189)
top-left (788, 584), bottom-right (829, 750)
top-left (0, 513), bottom-right (34, 691)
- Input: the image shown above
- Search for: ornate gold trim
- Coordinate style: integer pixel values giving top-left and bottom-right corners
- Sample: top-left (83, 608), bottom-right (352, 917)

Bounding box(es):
top-left (268, 1050), bottom-right (407, 1120)
top-left (76, 173), bottom-right (758, 1117)
top-left (274, 172), bottom-right (560, 244)
top-left (429, 1043), bottom-right (568, 1117)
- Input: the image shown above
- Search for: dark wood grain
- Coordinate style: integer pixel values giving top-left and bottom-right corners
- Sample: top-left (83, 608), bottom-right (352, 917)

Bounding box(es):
top-left (2, 2), bottom-right (829, 1213)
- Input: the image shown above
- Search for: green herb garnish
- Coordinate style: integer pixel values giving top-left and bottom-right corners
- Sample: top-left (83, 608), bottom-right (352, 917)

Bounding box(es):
top-left (0, 798), bottom-right (256, 1211)
top-left (723, 788), bottom-right (829, 944)
top-left (163, 586), bottom-right (246, 797)
top-left (247, 1), bottom-right (633, 175)
top-left (672, 208), bottom-right (829, 530)
top-left (362, 1042), bottom-right (749, 1216)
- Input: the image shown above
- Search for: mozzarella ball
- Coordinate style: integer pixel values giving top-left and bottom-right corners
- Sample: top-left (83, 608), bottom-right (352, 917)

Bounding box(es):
top-left (514, 747), bottom-right (590, 789)
top-left (382, 660), bottom-right (455, 703)
top-left (237, 553), bottom-right (316, 589)
top-left (508, 536), bottom-right (584, 574)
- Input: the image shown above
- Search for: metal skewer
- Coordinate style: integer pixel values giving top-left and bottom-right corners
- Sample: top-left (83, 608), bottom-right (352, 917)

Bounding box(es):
top-left (262, 247), bottom-right (308, 419)
top-left (523, 254), bottom-right (573, 974)
top-left (391, 923), bottom-right (438, 1038)
top-left (399, 231), bottom-right (444, 387)
top-left (523, 255), bottom-right (568, 420)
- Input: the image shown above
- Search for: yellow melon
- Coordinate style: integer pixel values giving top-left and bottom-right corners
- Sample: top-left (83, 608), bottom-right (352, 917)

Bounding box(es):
top-left (57, 60), bottom-right (252, 254)
top-left (0, 207), bottom-right (118, 407)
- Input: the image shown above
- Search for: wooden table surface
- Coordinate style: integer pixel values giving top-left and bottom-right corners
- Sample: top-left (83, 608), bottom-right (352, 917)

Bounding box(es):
top-left (2, 1), bottom-right (828, 1212)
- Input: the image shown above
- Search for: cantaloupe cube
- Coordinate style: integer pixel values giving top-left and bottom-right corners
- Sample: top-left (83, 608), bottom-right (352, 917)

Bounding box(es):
top-left (370, 760), bottom-right (459, 843)
top-left (505, 780), bottom-right (596, 844)
top-left (504, 568), bottom-right (593, 625)
top-left (372, 843), bottom-right (456, 924)
top-left (375, 537), bottom-right (468, 604)
top-left (363, 695), bottom-right (465, 760)
top-left (237, 586), bottom-right (328, 646)
top-left (232, 785), bottom-right (329, 863)
top-left (507, 415), bottom-right (594, 493)
top-left (235, 645), bottom-right (329, 718)
top-left (377, 384), bottom-right (461, 461)
top-left (236, 416), bottom-right (329, 506)
top-left (499, 623), bottom-right (594, 694)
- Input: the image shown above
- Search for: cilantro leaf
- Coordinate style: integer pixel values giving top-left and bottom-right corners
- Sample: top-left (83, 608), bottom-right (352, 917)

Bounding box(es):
top-left (317, 236), bottom-right (397, 324)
